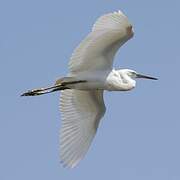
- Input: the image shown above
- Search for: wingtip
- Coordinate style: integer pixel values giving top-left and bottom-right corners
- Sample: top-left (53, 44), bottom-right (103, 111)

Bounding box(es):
top-left (118, 10), bottom-right (123, 14)
top-left (60, 160), bottom-right (77, 169)
top-left (114, 9), bottom-right (124, 15)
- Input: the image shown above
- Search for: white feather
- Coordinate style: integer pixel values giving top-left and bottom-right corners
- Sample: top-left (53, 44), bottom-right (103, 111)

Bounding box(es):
top-left (68, 10), bottom-right (133, 74)
top-left (60, 89), bottom-right (106, 168)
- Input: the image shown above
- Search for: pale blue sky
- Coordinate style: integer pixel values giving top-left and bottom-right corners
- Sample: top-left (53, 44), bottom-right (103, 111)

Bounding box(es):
top-left (1, 0), bottom-right (180, 179)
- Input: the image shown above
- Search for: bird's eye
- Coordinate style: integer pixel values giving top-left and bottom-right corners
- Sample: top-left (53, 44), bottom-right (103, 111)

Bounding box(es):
top-left (132, 72), bottom-right (136, 75)
top-left (129, 71), bottom-right (136, 77)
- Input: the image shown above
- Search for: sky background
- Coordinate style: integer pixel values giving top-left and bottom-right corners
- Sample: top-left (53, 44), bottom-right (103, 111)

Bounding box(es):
top-left (1, 0), bottom-right (180, 179)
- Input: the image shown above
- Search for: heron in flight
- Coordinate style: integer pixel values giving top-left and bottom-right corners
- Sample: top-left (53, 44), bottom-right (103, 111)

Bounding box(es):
top-left (21, 10), bottom-right (157, 168)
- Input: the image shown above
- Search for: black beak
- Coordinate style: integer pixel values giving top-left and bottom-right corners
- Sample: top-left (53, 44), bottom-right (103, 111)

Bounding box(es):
top-left (136, 74), bottom-right (158, 80)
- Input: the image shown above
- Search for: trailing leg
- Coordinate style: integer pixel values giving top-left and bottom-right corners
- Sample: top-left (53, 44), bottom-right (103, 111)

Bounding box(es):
top-left (21, 77), bottom-right (87, 96)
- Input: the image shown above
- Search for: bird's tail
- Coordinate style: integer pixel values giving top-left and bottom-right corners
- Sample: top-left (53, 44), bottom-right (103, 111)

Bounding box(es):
top-left (21, 77), bottom-right (86, 96)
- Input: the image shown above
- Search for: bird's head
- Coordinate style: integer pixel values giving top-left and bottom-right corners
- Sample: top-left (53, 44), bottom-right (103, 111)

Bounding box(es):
top-left (122, 69), bottom-right (158, 80)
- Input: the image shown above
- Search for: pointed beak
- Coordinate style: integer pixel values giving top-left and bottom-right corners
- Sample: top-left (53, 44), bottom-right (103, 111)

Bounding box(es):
top-left (136, 73), bottom-right (158, 80)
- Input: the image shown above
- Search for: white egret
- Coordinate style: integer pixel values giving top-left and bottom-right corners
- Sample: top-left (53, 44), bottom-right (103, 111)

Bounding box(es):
top-left (21, 10), bottom-right (157, 168)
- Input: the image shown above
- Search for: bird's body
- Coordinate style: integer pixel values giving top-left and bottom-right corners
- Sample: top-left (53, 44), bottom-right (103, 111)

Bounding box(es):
top-left (22, 10), bottom-right (157, 168)
top-left (58, 69), bottom-right (136, 91)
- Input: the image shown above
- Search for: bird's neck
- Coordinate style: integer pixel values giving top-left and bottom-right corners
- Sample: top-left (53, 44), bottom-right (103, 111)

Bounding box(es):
top-left (117, 69), bottom-right (136, 90)
top-left (106, 69), bottom-right (136, 91)
top-left (121, 75), bottom-right (136, 90)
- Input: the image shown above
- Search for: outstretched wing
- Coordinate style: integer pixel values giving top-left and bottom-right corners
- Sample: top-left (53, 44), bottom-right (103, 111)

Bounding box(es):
top-left (68, 10), bottom-right (134, 74)
top-left (60, 89), bottom-right (106, 168)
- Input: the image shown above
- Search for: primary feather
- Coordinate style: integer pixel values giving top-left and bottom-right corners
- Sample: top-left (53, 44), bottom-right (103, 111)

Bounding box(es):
top-left (60, 90), bottom-right (105, 168)
top-left (68, 10), bottom-right (133, 74)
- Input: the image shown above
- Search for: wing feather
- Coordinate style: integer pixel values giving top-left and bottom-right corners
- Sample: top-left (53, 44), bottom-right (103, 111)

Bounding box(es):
top-left (60, 89), bottom-right (106, 168)
top-left (68, 10), bottom-right (133, 74)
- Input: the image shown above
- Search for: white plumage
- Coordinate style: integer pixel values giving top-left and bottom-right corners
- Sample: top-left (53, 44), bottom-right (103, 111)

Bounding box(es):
top-left (60, 90), bottom-right (105, 167)
top-left (22, 10), bottom-right (157, 168)
top-left (69, 10), bottom-right (133, 74)
top-left (60, 10), bottom-right (133, 167)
